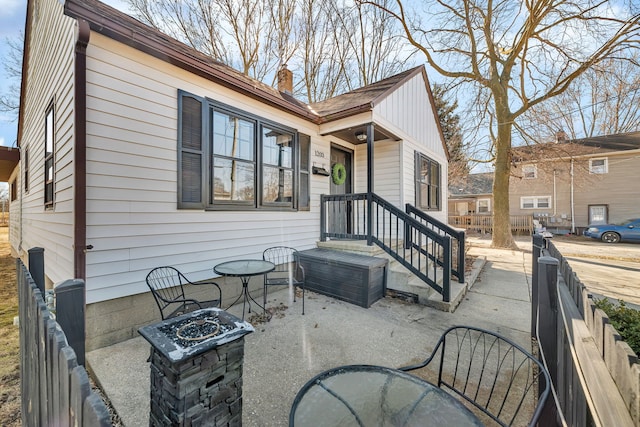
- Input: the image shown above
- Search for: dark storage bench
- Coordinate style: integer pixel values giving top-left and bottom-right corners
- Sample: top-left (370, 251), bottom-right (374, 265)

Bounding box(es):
top-left (298, 248), bottom-right (388, 308)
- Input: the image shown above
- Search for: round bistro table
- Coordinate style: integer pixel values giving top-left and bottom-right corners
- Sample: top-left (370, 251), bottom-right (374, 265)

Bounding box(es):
top-left (289, 364), bottom-right (484, 427)
top-left (214, 259), bottom-right (275, 321)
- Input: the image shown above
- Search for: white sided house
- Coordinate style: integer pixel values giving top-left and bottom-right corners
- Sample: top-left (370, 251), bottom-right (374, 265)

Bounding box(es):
top-left (7, 0), bottom-right (454, 350)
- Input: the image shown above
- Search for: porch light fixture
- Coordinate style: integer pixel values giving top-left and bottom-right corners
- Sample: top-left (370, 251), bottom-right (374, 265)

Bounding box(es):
top-left (355, 131), bottom-right (367, 142)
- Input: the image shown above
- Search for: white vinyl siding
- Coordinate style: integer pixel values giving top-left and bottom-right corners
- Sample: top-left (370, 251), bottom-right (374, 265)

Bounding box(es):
top-left (18, 0), bottom-right (76, 283)
top-left (375, 72), bottom-right (443, 155)
top-left (84, 34), bottom-right (321, 303)
top-left (354, 140), bottom-right (400, 207)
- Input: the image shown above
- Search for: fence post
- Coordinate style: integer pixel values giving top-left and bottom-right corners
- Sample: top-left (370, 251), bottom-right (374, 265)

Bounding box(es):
top-left (28, 247), bottom-right (45, 294)
top-left (537, 255), bottom-right (560, 426)
top-left (55, 279), bottom-right (86, 366)
top-left (531, 234), bottom-right (544, 338)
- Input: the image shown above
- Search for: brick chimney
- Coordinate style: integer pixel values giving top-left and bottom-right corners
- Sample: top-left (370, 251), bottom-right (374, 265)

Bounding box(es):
top-left (277, 64), bottom-right (293, 95)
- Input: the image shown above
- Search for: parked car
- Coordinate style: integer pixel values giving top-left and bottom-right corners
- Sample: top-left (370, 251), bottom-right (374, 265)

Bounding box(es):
top-left (583, 218), bottom-right (640, 243)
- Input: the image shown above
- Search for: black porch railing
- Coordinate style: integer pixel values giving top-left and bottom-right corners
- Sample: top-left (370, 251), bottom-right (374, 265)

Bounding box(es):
top-left (320, 193), bottom-right (459, 302)
top-left (406, 204), bottom-right (465, 283)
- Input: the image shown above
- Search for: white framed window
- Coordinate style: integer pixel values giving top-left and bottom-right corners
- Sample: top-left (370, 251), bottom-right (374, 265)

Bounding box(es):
top-left (589, 158), bottom-right (608, 174)
top-left (477, 198), bottom-right (490, 213)
top-left (522, 164), bottom-right (537, 179)
top-left (520, 196), bottom-right (551, 209)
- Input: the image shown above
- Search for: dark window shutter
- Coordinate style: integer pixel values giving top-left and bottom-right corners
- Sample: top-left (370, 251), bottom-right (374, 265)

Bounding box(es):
top-left (178, 93), bottom-right (205, 208)
top-left (298, 133), bottom-right (310, 210)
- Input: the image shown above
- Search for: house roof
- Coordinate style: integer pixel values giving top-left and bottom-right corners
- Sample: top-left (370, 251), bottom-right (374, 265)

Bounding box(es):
top-left (448, 173), bottom-right (493, 197)
top-left (512, 131), bottom-right (640, 162)
top-left (63, 0), bottom-right (318, 123)
top-left (574, 131), bottom-right (640, 151)
top-left (309, 67), bottom-right (425, 122)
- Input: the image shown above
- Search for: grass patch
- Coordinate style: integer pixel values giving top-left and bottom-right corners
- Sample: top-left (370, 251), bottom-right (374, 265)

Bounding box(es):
top-left (0, 227), bottom-right (20, 426)
top-left (594, 298), bottom-right (640, 357)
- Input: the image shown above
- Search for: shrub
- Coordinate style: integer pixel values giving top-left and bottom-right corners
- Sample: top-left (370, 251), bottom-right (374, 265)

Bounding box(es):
top-left (594, 298), bottom-right (640, 357)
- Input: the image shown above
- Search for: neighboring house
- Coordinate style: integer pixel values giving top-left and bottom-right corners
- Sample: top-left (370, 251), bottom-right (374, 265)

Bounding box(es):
top-left (3, 0), bottom-right (449, 349)
top-left (510, 132), bottom-right (640, 234)
top-left (448, 172), bottom-right (493, 216)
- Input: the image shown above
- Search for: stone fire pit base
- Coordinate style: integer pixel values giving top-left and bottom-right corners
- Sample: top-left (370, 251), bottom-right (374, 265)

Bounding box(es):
top-left (149, 337), bottom-right (245, 426)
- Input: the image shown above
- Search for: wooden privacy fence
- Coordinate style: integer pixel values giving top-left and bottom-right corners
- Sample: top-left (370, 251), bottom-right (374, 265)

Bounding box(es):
top-left (448, 214), bottom-right (533, 234)
top-left (532, 235), bottom-right (638, 426)
top-left (18, 247), bottom-right (110, 426)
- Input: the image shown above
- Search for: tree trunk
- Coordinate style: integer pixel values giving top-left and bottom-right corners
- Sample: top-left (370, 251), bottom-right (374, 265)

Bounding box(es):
top-left (492, 112), bottom-right (518, 249)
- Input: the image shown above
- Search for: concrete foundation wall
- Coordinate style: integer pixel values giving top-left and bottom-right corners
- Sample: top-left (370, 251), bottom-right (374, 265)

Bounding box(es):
top-left (85, 276), bottom-right (269, 351)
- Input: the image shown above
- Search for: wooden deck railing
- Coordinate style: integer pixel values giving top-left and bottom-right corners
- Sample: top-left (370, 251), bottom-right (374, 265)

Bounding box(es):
top-left (448, 214), bottom-right (533, 234)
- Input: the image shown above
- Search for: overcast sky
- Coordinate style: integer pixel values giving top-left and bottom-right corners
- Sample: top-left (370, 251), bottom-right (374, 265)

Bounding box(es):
top-left (0, 0), bottom-right (131, 148)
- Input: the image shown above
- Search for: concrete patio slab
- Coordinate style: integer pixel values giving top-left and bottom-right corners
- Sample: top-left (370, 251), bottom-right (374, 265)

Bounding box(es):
top-left (87, 244), bottom-right (534, 426)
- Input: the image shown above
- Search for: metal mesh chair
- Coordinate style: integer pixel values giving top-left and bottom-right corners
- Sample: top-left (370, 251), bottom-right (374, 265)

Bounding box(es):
top-left (263, 246), bottom-right (305, 315)
top-left (145, 266), bottom-right (222, 320)
top-left (399, 325), bottom-right (550, 427)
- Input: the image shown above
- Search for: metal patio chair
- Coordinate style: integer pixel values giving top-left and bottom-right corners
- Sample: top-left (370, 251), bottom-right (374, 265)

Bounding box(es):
top-left (263, 246), bottom-right (305, 315)
top-left (399, 325), bottom-right (551, 427)
top-left (146, 266), bottom-right (222, 320)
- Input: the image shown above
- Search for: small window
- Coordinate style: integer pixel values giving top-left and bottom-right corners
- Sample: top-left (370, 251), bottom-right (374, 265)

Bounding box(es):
top-left (415, 152), bottom-right (441, 210)
top-left (10, 180), bottom-right (17, 201)
top-left (522, 164), bottom-right (537, 179)
top-left (477, 198), bottom-right (490, 213)
top-left (23, 148), bottom-right (29, 193)
top-left (589, 158), bottom-right (607, 174)
top-left (44, 103), bottom-right (55, 208)
top-left (520, 196), bottom-right (551, 209)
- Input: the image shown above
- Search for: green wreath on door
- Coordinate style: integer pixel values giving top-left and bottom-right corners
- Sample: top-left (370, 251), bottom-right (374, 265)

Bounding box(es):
top-left (332, 163), bottom-right (347, 185)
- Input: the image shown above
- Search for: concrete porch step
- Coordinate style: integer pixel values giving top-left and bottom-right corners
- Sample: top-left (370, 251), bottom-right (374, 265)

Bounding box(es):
top-left (315, 239), bottom-right (471, 312)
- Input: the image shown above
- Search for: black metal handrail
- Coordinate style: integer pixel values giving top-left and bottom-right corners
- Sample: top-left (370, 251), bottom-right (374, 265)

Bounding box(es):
top-left (406, 204), bottom-right (465, 283)
top-left (320, 192), bottom-right (451, 302)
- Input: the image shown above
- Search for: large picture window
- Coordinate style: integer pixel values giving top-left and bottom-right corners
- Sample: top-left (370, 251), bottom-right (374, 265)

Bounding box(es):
top-left (178, 90), bottom-right (309, 210)
top-left (415, 152), bottom-right (440, 210)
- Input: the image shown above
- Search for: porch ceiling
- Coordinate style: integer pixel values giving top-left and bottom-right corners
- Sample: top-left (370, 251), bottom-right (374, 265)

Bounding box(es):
top-left (321, 124), bottom-right (400, 145)
top-left (0, 146), bottom-right (19, 182)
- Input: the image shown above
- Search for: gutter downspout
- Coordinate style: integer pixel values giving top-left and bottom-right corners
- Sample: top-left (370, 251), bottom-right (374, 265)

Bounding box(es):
top-left (570, 159), bottom-right (575, 234)
top-left (74, 20), bottom-right (90, 279)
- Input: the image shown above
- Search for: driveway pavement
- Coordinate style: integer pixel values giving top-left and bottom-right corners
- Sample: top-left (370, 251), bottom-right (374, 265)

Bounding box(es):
top-left (468, 233), bottom-right (640, 306)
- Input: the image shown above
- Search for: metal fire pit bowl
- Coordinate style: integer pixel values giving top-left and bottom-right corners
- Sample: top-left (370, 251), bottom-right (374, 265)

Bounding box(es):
top-left (138, 307), bottom-right (254, 363)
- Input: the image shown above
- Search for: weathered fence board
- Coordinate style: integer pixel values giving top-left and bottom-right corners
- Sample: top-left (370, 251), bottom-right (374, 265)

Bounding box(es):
top-left (18, 252), bottom-right (110, 426)
top-left (534, 236), bottom-right (639, 426)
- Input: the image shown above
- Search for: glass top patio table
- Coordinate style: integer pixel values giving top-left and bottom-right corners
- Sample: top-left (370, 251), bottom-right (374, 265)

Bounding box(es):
top-left (289, 364), bottom-right (484, 427)
top-left (213, 259), bottom-right (275, 277)
top-left (214, 259), bottom-right (275, 320)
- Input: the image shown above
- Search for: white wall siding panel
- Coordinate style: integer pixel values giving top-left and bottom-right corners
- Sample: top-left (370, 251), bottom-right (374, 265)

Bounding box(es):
top-left (375, 73), bottom-right (443, 156)
top-left (84, 34), bottom-right (321, 303)
top-left (373, 73), bottom-right (448, 220)
top-left (18, 0), bottom-right (77, 284)
top-left (354, 141), bottom-right (401, 207)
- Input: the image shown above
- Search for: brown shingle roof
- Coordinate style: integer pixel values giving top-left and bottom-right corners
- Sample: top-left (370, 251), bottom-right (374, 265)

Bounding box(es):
top-left (512, 131), bottom-right (640, 162)
top-left (64, 0), bottom-right (318, 122)
top-left (449, 173), bottom-right (493, 196)
top-left (309, 67), bottom-right (424, 121)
